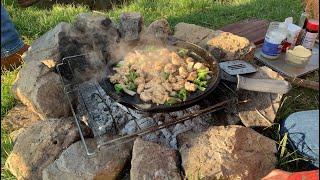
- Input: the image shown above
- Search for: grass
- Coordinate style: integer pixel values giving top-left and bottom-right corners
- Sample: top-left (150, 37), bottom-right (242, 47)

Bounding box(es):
top-left (107, 0), bottom-right (304, 28)
top-left (1, 0), bottom-right (318, 179)
top-left (1, 68), bottom-right (19, 179)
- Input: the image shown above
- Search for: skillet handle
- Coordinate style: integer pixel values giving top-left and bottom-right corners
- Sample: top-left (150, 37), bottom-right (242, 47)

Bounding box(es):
top-left (237, 75), bottom-right (292, 94)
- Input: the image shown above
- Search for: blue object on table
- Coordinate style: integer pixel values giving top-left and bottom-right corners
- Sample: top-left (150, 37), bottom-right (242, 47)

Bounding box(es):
top-left (281, 110), bottom-right (319, 167)
top-left (1, 5), bottom-right (24, 58)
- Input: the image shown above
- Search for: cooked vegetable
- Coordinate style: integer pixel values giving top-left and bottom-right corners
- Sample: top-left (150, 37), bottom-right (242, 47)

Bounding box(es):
top-left (177, 88), bottom-right (187, 101)
top-left (178, 49), bottom-right (188, 58)
top-left (197, 68), bottom-right (209, 81)
top-left (194, 76), bottom-right (208, 92)
top-left (127, 82), bottom-right (137, 91)
top-left (123, 87), bottom-right (136, 96)
top-left (114, 84), bottom-right (123, 94)
top-left (164, 97), bottom-right (179, 105)
top-left (127, 70), bottom-right (138, 82)
top-left (162, 72), bottom-right (170, 80)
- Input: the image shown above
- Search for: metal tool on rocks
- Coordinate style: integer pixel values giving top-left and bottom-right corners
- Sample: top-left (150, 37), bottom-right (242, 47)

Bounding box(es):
top-left (219, 60), bottom-right (291, 94)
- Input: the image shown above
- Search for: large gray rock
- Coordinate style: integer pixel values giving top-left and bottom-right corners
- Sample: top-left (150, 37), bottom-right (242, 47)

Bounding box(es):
top-left (73, 12), bottom-right (120, 59)
top-left (1, 103), bottom-right (41, 132)
top-left (131, 138), bottom-right (182, 180)
top-left (1, 103), bottom-right (42, 143)
top-left (42, 139), bottom-right (132, 180)
top-left (237, 66), bottom-right (284, 127)
top-left (5, 118), bottom-right (91, 180)
top-left (12, 22), bottom-right (72, 120)
top-left (12, 13), bottom-right (121, 120)
top-left (179, 125), bottom-right (277, 180)
top-left (119, 12), bottom-right (143, 42)
top-left (146, 19), bottom-right (171, 41)
top-left (173, 22), bottom-right (218, 47)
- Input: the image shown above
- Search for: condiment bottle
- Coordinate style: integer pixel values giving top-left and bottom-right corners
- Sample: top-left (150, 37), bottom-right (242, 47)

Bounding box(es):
top-left (282, 23), bottom-right (301, 52)
top-left (261, 22), bottom-right (287, 59)
top-left (296, 12), bottom-right (309, 45)
top-left (302, 19), bottom-right (319, 49)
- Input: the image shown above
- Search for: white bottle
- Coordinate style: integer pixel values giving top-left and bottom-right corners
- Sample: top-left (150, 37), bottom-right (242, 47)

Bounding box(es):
top-left (261, 22), bottom-right (288, 59)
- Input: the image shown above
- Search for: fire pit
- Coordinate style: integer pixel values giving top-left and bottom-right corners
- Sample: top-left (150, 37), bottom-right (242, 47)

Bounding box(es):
top-left (56, 49), bottom-right (238, 155)
top-left (6, 13), bottom-right (283, 180)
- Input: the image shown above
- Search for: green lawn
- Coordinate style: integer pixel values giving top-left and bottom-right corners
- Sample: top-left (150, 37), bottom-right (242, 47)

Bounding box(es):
top-left (1, 0), bottom-right (318, 179)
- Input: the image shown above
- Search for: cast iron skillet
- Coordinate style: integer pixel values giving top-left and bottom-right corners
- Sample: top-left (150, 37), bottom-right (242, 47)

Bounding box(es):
top-left (99, 37), bottom-right (221, 113)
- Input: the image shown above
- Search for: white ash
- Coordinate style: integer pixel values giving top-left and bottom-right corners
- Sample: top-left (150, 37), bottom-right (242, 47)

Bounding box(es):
top-left (76, 81), bottom-right (212, 149)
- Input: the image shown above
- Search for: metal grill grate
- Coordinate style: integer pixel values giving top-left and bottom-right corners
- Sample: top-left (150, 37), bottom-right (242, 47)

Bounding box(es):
top-left (56, 54), bottom-right (239, 156)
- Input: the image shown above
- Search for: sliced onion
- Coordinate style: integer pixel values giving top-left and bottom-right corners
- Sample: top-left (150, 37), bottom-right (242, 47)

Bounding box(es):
top-left (123, 87), bottom-right (136, 96)
top-left (136, 103), bottom-right (152, 109)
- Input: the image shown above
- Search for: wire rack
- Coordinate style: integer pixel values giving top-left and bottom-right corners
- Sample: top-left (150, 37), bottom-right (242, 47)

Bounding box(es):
top-left (56, 53), bottom-right (239, 156)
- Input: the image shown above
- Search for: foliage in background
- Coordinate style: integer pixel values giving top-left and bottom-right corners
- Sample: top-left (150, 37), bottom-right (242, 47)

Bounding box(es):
top-left (2, 0), bottom-right (89, 44)
top-left (107, 0), bottom-right (304, 28)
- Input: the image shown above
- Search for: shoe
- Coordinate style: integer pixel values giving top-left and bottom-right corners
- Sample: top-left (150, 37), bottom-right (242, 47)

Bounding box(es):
top-left (18, 0), bottom-right (39, 7)
top-left (1, 44), bottom-right (29, 72)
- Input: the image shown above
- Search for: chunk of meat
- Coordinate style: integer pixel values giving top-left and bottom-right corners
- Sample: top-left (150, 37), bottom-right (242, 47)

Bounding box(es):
top-left (185, 82), bottom-right (197, 92)
top-left (171, 52), bottom-right (183, 65)
top-left (114, 66), bottom-right (130, 74)
top-left (140, 91), bottom-right (152, 102)
top-left (194, 62), bottom-right (204, 70)
top-left (176, 75), bottom-right (185, 81)
top-left (145, 74), bottom-right (153, 82)
top-left (164, 63), bottom-right (177, 74)
top-left (187, 71), bottom-right (197, 81)
top-left (152, 89), bottom-right (169, 104)
top-left (162, 82), bottom-right (173, 92)
top-left (145, 77), bottom-right (163, 89)
top-left (168, 74), bottom-right (177, 83)
top-left (178, 66), bottom-right (188, 78)
top-left (172, 80), bottom-right (185, 91)
top-left (109, 74), bottom-right (121, 83)
top-left (160, 48), bottom-right (171, 57)
top-left (185, 57), bottom-right (194, 64)
top-left (134, 77), bottom-right (145, 85)
top-left (154, 61), bottom-right (164, 72)
top-left (186, 61), bottom-right (194, 72)
top-left (137, 84), bottom-right (145, 94)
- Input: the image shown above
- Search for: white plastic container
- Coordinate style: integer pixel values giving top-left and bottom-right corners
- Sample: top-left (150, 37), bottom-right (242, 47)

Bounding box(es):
top-left (286, 23), bottom-right (301, 47)
top-left (261, 22), bottom-right (288, 59)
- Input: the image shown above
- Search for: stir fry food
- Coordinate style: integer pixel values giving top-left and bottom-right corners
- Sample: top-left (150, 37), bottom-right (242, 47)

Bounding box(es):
top-left (109, 47), bottom-right (212, 105)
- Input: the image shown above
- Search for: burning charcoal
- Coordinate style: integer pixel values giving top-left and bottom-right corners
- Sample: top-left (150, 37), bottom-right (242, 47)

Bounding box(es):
top-left (142, 132), bottom-right (159, 143)
top-left (137, 118), bottom-right (155, 129)
top-left (121, 120), bottom-right (137, 135)
top-left (119, 12), bottom-right (143, 42)
top-left (172, 123), bottom-right (190, 136)
top-left (169, 138), bottom-right (178, 149)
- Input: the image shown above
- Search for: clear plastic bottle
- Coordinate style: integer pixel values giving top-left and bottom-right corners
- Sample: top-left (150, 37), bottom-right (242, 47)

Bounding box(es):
top-left (261, 22), bottom-right (288, 59)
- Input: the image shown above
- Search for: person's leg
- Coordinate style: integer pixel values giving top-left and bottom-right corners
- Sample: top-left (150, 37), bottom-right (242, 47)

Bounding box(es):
top-left (1, 4), bottom-right (28, 70)
top-left (281, 110), bottom-right (319, 168)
